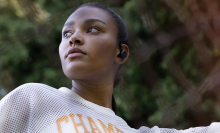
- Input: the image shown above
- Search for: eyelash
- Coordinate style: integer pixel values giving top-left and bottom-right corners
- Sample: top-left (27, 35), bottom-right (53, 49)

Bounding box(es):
top-left (87, 26), bottom-right (100, 33)
top-left (62, 26), bottom-right (101, 38)
top-left (63, 30), bottom-right (72, 38)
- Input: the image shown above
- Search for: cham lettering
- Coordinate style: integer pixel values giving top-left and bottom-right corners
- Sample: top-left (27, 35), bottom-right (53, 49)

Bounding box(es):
top-left (98, 119), bottom-right (115, 133)
top-left (69, 114), bottom-right (90, 133)
top-left (56, 113), bottom-right (124, 133)
top-left (88, 116), bottom-right (102, 133)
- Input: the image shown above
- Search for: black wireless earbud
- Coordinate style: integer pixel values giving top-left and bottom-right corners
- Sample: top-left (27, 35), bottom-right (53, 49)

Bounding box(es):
top-left (117, 43), bottom-right (127, 59)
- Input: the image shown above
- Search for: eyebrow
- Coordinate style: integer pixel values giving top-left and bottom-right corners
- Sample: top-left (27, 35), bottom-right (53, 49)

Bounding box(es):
top-left (63, 19), bottom-right (106, 27)
top-left (64, 21), bottom-right (74, 27)
top-left (84, 19), bottom-right (106, 25)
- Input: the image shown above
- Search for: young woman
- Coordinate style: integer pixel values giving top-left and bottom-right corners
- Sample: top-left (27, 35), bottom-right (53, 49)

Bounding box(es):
top-left (0, 2), bottom-right (219, 133)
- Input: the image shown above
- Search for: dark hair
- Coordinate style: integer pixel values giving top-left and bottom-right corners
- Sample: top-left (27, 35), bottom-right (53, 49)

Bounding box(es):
top-left (77, 2), bottom-right (128, 114)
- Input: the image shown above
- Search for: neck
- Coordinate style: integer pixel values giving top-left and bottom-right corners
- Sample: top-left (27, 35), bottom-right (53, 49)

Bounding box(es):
top-left (71, 80), bottom-right (114, 109)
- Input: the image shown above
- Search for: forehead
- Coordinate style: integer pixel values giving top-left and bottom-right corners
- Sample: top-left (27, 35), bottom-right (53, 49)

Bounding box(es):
top-left (66, 6), bottom-right (115, 26)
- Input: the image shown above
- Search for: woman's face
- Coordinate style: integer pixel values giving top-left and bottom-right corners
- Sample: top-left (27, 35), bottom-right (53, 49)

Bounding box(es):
top-left (59, 6), bottom-right (119, 81)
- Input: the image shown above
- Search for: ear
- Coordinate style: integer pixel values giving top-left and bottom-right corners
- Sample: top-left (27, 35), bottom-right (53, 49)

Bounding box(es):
top-left (115, 44), bottom-right (129, 64)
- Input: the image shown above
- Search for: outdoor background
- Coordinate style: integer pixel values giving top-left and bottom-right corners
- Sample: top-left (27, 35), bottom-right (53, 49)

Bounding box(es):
top-left (1, 0), bottom-right (220, 130)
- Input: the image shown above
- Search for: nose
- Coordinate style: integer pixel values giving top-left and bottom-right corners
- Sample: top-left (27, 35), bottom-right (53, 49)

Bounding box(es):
top-left (69, 31), bottom-right (84, 46)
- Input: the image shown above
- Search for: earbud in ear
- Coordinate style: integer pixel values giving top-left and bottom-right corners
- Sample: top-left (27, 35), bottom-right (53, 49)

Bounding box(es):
top-left (119, 50), bottom-right (127, 58)
top-left (117, 43), bottom-right (127, 59)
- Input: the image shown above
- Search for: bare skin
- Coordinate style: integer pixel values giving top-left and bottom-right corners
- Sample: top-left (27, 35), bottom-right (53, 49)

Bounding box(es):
top-left (59, 6), bottom-right (129, 109)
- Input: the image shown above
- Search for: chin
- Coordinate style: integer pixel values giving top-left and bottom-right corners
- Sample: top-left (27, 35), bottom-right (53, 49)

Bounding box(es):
top-left (62, 62), bottom-right (109, 81)
top-left (63, 65), bottom-right (92, 80)
top-left (64, 71), bottom-right (81, 80)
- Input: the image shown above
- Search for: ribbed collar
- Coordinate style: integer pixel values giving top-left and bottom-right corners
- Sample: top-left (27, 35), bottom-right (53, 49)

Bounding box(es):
top-left (58, 87), bottom-right (115, 116)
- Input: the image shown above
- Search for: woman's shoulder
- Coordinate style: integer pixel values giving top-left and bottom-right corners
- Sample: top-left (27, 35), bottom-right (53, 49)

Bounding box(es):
top-left (0, 82), bottom-right (63, 115)
top-left (15, 82), bottom-right (56, 91)
top-left (0, 83), bottom-right (61, 132)
top-left (11, 82), bottom-right (57, 95)
top-left (0, 83), bottom-right (58, 103)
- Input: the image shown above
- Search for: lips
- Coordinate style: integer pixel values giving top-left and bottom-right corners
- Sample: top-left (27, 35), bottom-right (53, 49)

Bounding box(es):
top-left (67, 48), bottom-right (85, 58)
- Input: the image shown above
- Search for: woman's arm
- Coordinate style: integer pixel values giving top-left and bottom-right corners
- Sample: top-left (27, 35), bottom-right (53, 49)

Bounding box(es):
top-left (137, 122), bottom-right (220, 133)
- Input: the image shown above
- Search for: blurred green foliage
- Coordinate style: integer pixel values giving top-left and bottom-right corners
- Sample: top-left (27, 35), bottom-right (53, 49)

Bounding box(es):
top-left (1, 0), bottom-right (220, 130)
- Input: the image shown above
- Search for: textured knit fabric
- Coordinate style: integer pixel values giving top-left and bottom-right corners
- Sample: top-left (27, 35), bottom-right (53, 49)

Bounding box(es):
top-left (0, 83), bottom-right (219, 133)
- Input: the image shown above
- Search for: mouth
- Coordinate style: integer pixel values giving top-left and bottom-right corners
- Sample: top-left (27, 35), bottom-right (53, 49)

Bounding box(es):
top-left (66, 48), bottom-right (86, 58)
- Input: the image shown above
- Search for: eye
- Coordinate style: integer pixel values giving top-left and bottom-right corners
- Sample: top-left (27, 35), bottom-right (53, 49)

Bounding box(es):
top-left (63, 31), bottom-right (72, 37)
top-left (87, 26), bottom-right (100, 33)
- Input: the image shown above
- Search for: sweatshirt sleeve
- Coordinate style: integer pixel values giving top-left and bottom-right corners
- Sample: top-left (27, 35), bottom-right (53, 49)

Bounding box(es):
top-left (0, 84), bottom-right (32, 132)
top-left (137, 122), bottom-right (220, 133)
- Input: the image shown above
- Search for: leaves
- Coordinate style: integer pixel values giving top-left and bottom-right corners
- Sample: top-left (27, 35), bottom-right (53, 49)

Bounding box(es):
top-left (1, 0), bottom-right (220, 130)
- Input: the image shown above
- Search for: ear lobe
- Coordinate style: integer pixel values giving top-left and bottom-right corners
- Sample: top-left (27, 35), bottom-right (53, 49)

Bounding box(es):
top-left (115, 44), bottom-right (129, 64)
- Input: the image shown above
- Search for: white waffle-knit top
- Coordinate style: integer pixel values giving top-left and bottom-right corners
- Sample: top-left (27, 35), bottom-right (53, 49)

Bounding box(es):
top-left (0, 83), bottom-right (220, 133)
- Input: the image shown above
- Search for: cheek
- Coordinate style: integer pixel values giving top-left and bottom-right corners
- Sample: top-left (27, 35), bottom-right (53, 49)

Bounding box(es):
top-left (101, 35), bottom-right (117, 55)
top-left (89, 36), bottom-right (117, 63)
top-left (58, 46), bottom-right (62, 59)
top-left (59, 42), bottom-right (66, 60)
top-left (58, 42), bottom-right (68, 73)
